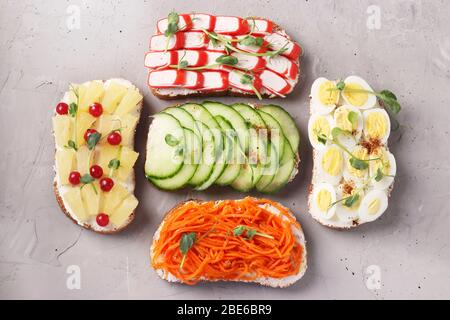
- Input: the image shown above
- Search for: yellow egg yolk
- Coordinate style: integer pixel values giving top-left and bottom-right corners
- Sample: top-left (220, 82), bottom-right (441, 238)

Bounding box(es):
top-left (335, 107), bottom-right (356, 132)
top-left (343, 82), bottom-right (368, 107)
top-left (312, 117), bottom-right (331, 142)
top-left (317, 189), bottom-right (332, 212)
top-left (319, 81), bottom-right (340, 105)
top-left (322, 147), bottom-right (343, 176)
top-left (368, 198), bottom-right (381, 215)
top-left (365, 112), bottom-right (387, 140)
top-left (347, 147), bottom-right (369, 177)
top-left (370, 150), bottom-right (390, 176)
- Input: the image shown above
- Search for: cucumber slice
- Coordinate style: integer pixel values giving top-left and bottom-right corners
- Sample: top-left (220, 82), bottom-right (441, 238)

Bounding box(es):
top-left (258, 104), bottom-right (300, 152)
top-left (231, 164), bottom-right (254, 192)
top-left (255, 141), bottom-right (279, 191)
top-left (231, 103), bottom-right (268, 186)
top-left (257, 110), bottom-right (285, 163)
top-left (149, 129), bottom-right (201, 190)
top-left (214, 116), bottom-right (241, 186)
top-left (188, 122), bottom-right (215, 186)
top-left (145, 113), bottom-right (185, 179)
top-left (163, 106), bottom-right (200, 136)
top-left (260, 138), bottom-right (296, 194)
top-left (202, 101), bottom-right (249, 153)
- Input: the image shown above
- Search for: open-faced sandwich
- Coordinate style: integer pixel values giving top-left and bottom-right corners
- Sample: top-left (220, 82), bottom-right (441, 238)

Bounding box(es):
top-left (145, 101), bottom-right (300, 192)
top-left (52, 79), bottom-right (143, 233)
top-left (307, 76), bottom-right (401, 228)
top-left (151, 197), bottom-right (307, 287)
top-left (145, 12), bottom-right (302, 99)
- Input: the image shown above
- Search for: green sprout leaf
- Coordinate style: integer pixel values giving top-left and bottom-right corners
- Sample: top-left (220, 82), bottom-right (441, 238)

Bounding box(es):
top-left (347, 111), bottom-right (359, 127)
top-left (350, 157), bottom-right (369, 170)
top-left (65, 139), bottom-right (78, 151)
top-left (331, 127), bottom-right (345, 140)
top-left (233, 225), bottom-right (246, 237)
top-left (80, 174), bottom-right (95, 185)
top-left (375, 168), bottom-right (384, 182)
top-left (215, 54), bottom-right (238, 66)
top-left (336, 80), bottom-right (345, 91)
top-left (239, 35), bottom-right (264, 47)
top-left (178, 60), bottom-right (189, 69)
top-left (108, 159), bottom-right (121, 170)
top-left (179, 232), bottom-right (196, 270)
top-left (343, 193), bottom-right (360, 207)
top-left (165, 134), bottom-right (180, 147)
top-left (87, 132), bottom-right (101, 151)
top-left (69, 103), bottom-right (78, 117)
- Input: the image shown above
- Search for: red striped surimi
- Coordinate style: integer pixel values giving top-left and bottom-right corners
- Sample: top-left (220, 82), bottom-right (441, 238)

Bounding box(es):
top-left (246, 18), bottom-right (274, 35)
top-left (156, 14), bottom-right (192, 34)
top-left (145, 50), bottom-right (209, 69)
top-left (150, 33), bottom-right (184, 51)
top-left (231, 53), bottom-right (266, 72)
top-left (148, 70), bottom-right (203, 89)
top-left (228, 70), bottom-right (262, 93)
top-left (183, 31), bottom-right (208, 49)
top-left (260, 69), bottom-right (292, 96)
top-left (199, 71), bottom-right (228, 91)
top-left (264, 33), bottom-right (302, 60)
top-left (214, 16), bottom-right (249, 35)
top-left (189, 13), bottom-right (216, 31)
top-left (264, 55), bottom-right (299, 80)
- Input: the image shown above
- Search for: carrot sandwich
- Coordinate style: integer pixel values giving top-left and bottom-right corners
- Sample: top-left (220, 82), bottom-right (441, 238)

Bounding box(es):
top-left (145, 12), bottom-right (302, 99)
top-left (150, 197), bottom-right (307, 287)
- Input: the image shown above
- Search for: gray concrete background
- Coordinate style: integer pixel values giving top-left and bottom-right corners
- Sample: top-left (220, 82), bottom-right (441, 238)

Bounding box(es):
top-left (0, 0), bottom-right (449, 299)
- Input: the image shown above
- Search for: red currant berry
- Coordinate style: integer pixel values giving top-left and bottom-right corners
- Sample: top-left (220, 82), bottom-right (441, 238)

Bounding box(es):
top-left (100, 177), bottom-right (114, 192)
top-left (89, 102), bottom-right (103, 117)
top-left (84, 129), bottom-right (99, 142)
top-left (68, 171), bottom-right (81, 185)
top-left (56, 102), bottom-right (69, 115)
top-left (107, 131), bottom-right (122, 145)
top-left (90, 165), bottom-right (103, 179)
top-left (96, 213), bottom-right (109, 227)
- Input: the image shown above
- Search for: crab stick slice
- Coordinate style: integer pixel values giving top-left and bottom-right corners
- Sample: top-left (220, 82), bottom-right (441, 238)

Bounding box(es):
top-left (214, 16), bottom-right (249, 35)
top-left (235, 35), bottom-right (268, 54)
top-left (184, 31), bottom-right (208, 49)
top-left (199, 71), bottom-right (229, 91)
top-left (264, 55), bottom-right (299, 80)
top-left (150, 33), bottom-right (184, 51)
top-left (206, 35), bottom-right (234, 52)
top-left (260, 69), bottom-right (292, 96)
top-left (264, 33), bottom-right (302, 60)
top-left (231, 53), bottom-right (266, 72)
top-left (156, 14), bottom-right (193, 34)
top-left (246, 18), bottom-right (274, 35)
top-left (144, 51), bottom-right (178, 69)
top-left (190, 13), bottom-right (216, 31)
top-left (148, 70), bottom-right (203, 89)
top-left (228, 70), bottom-right (262, 93)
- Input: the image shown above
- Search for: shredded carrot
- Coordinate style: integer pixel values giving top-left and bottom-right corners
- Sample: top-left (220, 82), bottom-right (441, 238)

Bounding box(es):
top-left (151, 197), bottom-right (304, 285)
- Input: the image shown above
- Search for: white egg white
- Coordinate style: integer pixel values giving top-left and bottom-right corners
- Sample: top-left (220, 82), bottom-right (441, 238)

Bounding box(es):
top-left (310, 77), bottom-right (339, 115)
top-left (308, 114), bottom-right (333, 150)
top-left (369, 149), bottom-right (396, 190)
top-left (311, 183), bottom-right (337, 220)
top-left (358, 189), bottom-right (388, 222)
top-left (342, 76), bottom-right (377, 110)
top-left (333, 105), bottom-right (363, 149)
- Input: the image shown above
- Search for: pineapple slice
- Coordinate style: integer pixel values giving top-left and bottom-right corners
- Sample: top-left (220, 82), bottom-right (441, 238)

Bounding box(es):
top-left (95, 114), bottom-right (121, 138)
top-left (96, 144), bottom-right (120, 173)
top-left (81, 181), bottom-right (101, 217)
top-left (114, 88), bottom-right (142, 116)
top-left (76, 145), bottom-right (92, 175)
top-left (76, 112), bottom-right (96, 146)
top-left (52, 116), bottom-right (72, 148)
top-left (110, 194), bottom-right (138, 227)
top-left (120, 114), bottom-right (139, 146)
top-left (102, 82), bottom-right (128, 114)
top-left (55, 149), bottom-right (76, 184)
top-left (117, 147), bottom-right (139, 180)
top-left (79, 81), bottom-right (104, 112)
top-left (101, 183), bottom-right (129, 215)
top-left (62, 187), bottom-right (88, 222)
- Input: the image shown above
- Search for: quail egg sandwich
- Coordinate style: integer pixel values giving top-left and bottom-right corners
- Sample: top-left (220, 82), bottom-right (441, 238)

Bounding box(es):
top-left (307, 76), bottom-right (400, 228)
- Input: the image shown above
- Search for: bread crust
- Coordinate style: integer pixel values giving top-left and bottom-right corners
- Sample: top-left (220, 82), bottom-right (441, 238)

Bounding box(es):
top-left (53, 79), bottom-right (142, 234)
top-left (148, 17), bottom-right (302, 100)
top-left (150, 198), bottom-right (307, 287)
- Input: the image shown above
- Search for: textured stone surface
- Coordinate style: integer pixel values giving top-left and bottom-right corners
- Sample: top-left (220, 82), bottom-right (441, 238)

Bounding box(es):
top-left (0, 0), bottom-right (449, 299)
